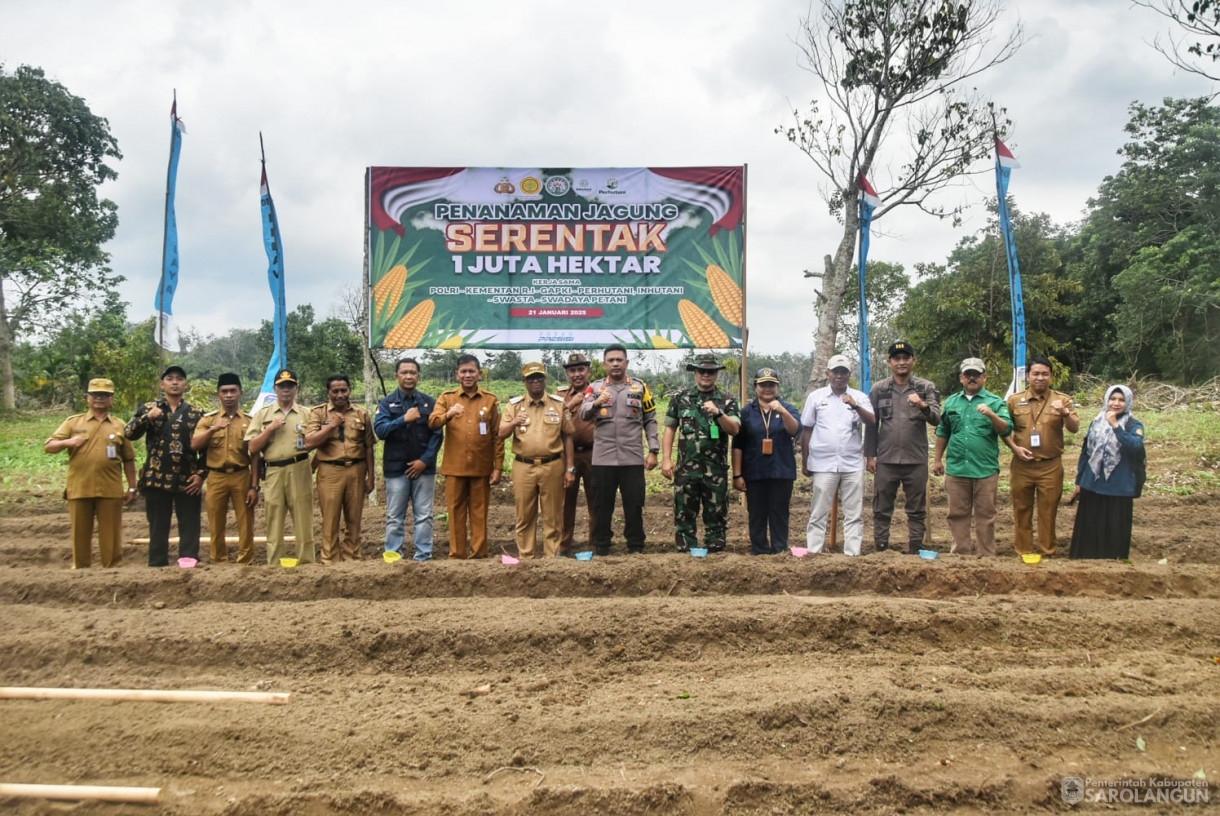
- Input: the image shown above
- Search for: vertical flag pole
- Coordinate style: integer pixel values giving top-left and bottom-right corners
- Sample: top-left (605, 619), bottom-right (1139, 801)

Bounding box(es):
top-left (739, 163), bottom-right (750, 402)
top-left (856, 172), bottom-right (882, 394)
top-left (254, 134), bottom-right (289, 410)
top-left (994, 135), bottom-right (1026, 396)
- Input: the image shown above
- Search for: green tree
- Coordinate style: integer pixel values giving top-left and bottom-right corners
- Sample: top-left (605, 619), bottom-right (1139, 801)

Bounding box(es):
top-left (896, 207), bottom-right (1080, 394)
top-left (0, 64), bottom-right (121, 409)
top-left (11, 291), bottom-right (128, 406)
top-left (1112, 227), bottom-right (1220, 380)
top-left (778, 0), bottom-right (1021, 389)
top-left (1066, 97), bottom-right (1220, 379)
top-left (257, 304), bottom-right (364, 403)
top-left (837, 260), bottom-right (911, 381)
top-left (91, 318), bottom-right (163, 414)
top-left (1135, 0), bottom-right (1220, 80)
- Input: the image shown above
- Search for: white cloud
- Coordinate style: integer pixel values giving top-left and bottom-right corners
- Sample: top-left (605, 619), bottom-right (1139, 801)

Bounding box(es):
top-left (1, 0), bottom-right (1212, 357)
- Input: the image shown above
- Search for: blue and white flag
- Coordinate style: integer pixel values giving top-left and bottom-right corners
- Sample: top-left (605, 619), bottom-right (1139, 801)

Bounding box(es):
top-left (254, 161), bottom-right (288, 410)
top-left (856, 172), bottom-right (882, 393)
top-left (995, 137), bottom-right (1026, 397)
top-left (155, 97), bottom-right (186, 351)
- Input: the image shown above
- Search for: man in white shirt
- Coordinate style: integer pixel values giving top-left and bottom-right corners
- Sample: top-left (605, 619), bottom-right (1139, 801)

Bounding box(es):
top-left (800, 355), bottom-right (876, 555)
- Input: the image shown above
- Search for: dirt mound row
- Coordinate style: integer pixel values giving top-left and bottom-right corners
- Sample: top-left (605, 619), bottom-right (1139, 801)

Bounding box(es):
top-left (2, 556), bottom-right (1218, 611)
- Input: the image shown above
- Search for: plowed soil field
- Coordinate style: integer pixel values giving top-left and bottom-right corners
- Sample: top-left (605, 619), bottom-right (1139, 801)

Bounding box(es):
top-left (2, 465), bottom-right (1217, 814)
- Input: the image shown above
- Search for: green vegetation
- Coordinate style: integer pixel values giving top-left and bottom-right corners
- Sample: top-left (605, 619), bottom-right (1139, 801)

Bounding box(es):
top-left (0, 414), bottom-right (67, 507)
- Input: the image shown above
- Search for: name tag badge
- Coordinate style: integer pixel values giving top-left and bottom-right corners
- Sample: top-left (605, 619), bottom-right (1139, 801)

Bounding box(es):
top-left (479, 421), bottom-right (488, 436)
top-left (761, 438), bottom-right (773, 455)
top-left (1030, 432), bottom-right (1042, 448)
top-left (295, 436), bottom-right (306, 451)
top-left (106, 445), bottom-right (117, 459)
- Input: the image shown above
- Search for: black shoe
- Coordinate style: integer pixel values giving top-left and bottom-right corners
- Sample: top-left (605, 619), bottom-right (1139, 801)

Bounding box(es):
top-left (558, 549), bottom-right (577, 559)
top-left (874, 543), bottom-right (889, 552)
top-left (627, 546), bottom-right (645, 554)
top-left (594, 546), bottom-right (611, 557)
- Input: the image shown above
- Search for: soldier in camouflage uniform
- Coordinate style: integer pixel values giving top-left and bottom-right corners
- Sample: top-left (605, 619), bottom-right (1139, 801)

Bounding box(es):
top-left (661, 355), bottom-right (741, 551)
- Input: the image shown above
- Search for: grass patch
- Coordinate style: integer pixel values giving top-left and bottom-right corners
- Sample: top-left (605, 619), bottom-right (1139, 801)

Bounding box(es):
top-left (0, 412), bottom-right (69, 507)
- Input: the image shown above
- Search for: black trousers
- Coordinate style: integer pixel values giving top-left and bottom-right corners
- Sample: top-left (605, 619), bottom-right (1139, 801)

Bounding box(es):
top-left (591, 465), bottom-right (646, 553)
top-left (145, 488), bottom-right (202, 566)
top-left (872, 461), bottom-right (929, 552)
top-left (745, 478), bottom-right (794, 555)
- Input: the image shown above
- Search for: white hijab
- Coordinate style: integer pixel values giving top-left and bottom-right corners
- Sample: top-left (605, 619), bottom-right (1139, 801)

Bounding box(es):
top-left (1086, 385), bottom-right (1133, 481)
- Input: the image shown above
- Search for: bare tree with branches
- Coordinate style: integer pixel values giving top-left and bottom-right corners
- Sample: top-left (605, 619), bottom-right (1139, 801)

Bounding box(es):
top-left (779, 0), bottom-right (1022, 389)
top-left (1134, 0), bottom-right (1220, 80)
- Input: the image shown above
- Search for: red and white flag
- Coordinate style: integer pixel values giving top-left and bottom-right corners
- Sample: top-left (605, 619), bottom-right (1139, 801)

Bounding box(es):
top-left (857, 172), bottom-right (882, 209)
top-left (995, 137), bottom-right (1020, 169)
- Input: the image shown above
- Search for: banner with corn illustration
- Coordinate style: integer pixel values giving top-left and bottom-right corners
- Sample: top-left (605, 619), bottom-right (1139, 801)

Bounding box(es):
top-left (367, 166), bottom-right (745, 349)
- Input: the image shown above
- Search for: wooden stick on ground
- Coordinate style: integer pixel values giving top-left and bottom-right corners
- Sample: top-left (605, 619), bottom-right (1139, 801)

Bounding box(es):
top-left (0, 687), bottom-right (290, 705)
top-left (0, 783), bottom-right (160, 804)
top-left (131, 535), bottom-right (294, 545)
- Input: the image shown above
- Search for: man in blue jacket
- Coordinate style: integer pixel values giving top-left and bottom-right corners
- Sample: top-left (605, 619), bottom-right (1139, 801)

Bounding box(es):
top-left (375, 358), bottom-right (443, 561)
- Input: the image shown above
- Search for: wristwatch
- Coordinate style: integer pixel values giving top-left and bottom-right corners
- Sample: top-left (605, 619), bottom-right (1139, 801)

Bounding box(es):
top-left (566, 467), bottom-right (576, 474)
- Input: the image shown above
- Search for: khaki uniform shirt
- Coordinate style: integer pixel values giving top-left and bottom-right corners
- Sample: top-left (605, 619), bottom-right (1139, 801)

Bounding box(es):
top-left (1006, 388), bottom-right (1078, 460)
top-left (428, 387), bottom-right (505, 477)
top-left (556, 385), bottom-right (595, 449)
top-left (197, 411), bottom-right (253, 470)
top-left (245, 402), bottom-right (312, 462)
top-left (506, 393), bottom-right (575, 460)
top-left (307, 402), bottom-right (375, 462)
top-left (49, 413), bottom-right (136, 499)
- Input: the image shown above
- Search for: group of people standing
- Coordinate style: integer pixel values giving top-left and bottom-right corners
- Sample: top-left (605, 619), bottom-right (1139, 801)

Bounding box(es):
top-left (45, 343), bottom-right (1145, 568)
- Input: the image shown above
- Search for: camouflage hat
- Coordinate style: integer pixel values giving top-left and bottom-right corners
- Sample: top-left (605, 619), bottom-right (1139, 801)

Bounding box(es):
top-left (686, 354), bottom-right (726, 372)
top-left (521, 362), bottom-right (547, 378)
top-left (86, 378), bottom-right (116, 394)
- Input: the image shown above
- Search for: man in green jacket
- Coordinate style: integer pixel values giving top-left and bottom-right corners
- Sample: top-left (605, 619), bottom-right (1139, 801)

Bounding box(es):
top-left (933, 358), bottom-right (1012, 556)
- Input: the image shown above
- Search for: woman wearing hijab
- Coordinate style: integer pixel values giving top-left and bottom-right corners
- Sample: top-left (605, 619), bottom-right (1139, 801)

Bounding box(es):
top-left (1069, 385), bottom-right (1146, 559)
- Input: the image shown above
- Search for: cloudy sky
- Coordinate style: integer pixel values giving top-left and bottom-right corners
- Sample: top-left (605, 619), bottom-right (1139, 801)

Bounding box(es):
top-left (3, 0), bottom-right (1212, 356)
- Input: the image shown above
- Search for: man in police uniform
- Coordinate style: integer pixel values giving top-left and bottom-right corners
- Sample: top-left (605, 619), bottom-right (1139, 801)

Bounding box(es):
top-left (864, 342), bottom-right (941, 554)
top-left (557, 352), bottom-right (595, 556)
top-left (428, 354), bottom-right (505, 559)
top-left (306, 374), bottom-right (376, 563)
top-left (191, 373), bottom-right (257, 564)
top-left (661, 354), bottom-right (740, 552)
top-left (1004, 355), bottom-right (1080, 557)
top-left (45, 378), bottom-right (139, 568)
top-left (580, 344), bottom-right (659, 555)
top-left (499, 362), bottom-right (576, 558)
top-left (246, 369), bottom-right (315, 564)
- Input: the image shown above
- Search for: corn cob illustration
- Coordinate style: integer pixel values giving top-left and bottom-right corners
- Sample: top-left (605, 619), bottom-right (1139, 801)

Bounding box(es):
top-left (384, 299), bottom-right (435, 347)
top-left (373, 264), bottom-right (408, 317)
top-left (437, 334), bottom-right (464, 349)
top-left (678, 299), bottom-right (729, 348)
top-left (706, 264), bottom-right (742, 326)
top-left (651, 335), bottom-right (677, 349)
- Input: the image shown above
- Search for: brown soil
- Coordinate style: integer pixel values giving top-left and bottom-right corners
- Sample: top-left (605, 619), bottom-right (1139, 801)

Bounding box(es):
top-left (1, 471), bottom-right (1217, 815)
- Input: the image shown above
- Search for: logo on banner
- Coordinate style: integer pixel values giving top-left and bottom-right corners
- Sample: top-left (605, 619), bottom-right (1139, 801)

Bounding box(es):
top-left (494, 178), bottom-right (515, 194)
top-left (519, 176), bottom-right (541, 195)
top-left (544, 176), bottom-right (571, 196)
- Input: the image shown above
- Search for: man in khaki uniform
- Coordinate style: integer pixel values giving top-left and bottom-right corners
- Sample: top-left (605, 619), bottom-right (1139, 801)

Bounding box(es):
top-left (191, 373), bottom-right (257, 564)
top-left (305, 374), bottom-right (375, 563)
top-left (557, 352), bottom-right (596, 557)
top-left (428, 354), bottom-right (504, 559)
top-left (499, 362), bottom-right (576, 558)
top-left (246, 369), bottom-right (315, 564)
top-left (1004, 355), bottom-right (1080, 557)
top-left (45, 378), bottom-right (139, 568)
